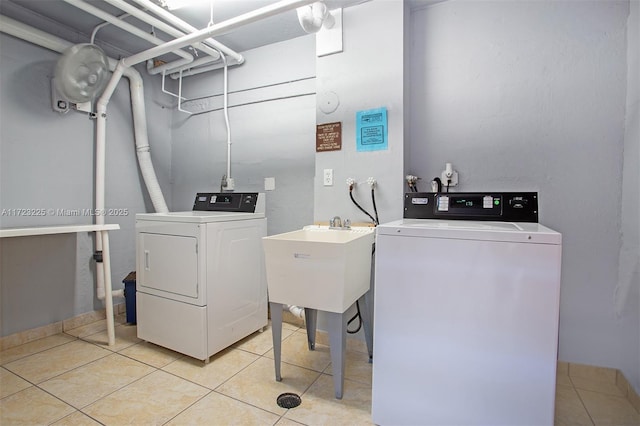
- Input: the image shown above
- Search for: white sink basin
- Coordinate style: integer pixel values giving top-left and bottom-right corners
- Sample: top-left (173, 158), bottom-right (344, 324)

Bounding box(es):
top-left (263, 226), bottom-right (375, 313)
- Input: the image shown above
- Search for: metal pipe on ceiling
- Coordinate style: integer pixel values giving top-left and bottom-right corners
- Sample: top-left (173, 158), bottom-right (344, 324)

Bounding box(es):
top-left (61, 0), bottom-right (194, 65)
top-left (121, 0), bottom-right (316, 68)
top-left (169, 57), bottom-right (241, 79)
top-left (103, 0), bottom-right (226, 75)
top-left (129, 0), bottom-right (245, 66)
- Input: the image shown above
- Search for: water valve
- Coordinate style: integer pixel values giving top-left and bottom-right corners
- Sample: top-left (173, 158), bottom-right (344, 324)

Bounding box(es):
top-left (441, 162), bottom-right (458, 188)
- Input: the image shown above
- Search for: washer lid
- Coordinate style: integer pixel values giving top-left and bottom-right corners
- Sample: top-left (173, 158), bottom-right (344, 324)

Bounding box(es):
top-left (136, 210), bottom-right (265, 223)
top-left (376, 219), bottom-right (561, 245)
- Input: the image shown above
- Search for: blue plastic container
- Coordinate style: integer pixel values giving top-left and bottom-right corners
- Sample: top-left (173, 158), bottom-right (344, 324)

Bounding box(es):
top-left (122, 272), bottom-right (137, 324)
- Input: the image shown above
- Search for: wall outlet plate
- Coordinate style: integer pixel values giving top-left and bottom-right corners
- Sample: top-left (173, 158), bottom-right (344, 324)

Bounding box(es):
top-left (323, 169), bottom-right (334, 186)
top-left (265, 177), bottom-right (275, 191)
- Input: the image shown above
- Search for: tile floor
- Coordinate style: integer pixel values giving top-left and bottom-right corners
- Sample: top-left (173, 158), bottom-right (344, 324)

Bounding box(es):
top-left (1, 316), bottom-right (638, 425)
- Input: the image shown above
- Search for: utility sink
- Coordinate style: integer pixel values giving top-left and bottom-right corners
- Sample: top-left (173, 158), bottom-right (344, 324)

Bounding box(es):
top-left (263, 226), bottom-right (375, 313)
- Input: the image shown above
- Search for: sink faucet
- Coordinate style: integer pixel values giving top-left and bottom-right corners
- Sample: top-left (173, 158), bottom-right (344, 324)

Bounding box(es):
top-left (329, 216), bottom-right (351, 229)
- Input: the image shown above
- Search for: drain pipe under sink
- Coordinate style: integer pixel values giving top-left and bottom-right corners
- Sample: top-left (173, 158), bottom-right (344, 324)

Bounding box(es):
top-left (285, 305), bottom-right (305, 319)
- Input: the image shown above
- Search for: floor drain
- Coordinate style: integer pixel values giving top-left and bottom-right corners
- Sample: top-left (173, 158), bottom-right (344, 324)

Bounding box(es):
top-left (277, 392), bottom-right (302, 409)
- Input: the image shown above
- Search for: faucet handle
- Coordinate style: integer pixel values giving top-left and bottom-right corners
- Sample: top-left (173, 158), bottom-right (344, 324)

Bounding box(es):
top-left (344, 219), bottom-right (351, 228)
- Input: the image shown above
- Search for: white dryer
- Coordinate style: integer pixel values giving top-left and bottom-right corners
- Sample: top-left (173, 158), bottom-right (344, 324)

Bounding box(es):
top-left (135, 193), bottom-right (267, 361)
top-left (372, 192), bottom-right (562, 426)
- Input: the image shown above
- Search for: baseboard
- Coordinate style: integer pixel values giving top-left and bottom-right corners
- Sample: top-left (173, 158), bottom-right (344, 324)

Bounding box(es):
top-left (0, 303), bottom-right (125, 351)
top-left (616, 368), bottom-right (640, 413)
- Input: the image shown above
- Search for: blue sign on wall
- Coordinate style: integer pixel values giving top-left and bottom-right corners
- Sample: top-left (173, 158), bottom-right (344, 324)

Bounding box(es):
top-left (356, 107), bottom-right (388, 152)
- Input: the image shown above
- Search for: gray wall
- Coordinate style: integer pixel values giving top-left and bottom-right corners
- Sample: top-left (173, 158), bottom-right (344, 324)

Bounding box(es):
top-left (171, 35), bottom-right (316, 236)
top-left (314, 0), bottom-right (406, 225)
top-left (312, 0), bottom-right (406, 334)
top-left (0, 32), bottom-right (172, 336)
top-left (620, 0), bottom-right (640, 393)
top-left (408, 0), bottom-right (639, 390)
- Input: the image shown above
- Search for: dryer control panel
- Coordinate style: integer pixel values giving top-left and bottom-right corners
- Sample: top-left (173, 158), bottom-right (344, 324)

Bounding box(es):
top-left (404, 192), bottom-right (538, 222)
top-left (193, 192), bottom-right (263, 213)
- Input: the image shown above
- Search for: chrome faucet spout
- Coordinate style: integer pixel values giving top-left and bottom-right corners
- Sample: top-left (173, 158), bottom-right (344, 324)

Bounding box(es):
top-left (330, 216), bottom-right (342, 229)
top-left (329, 216), bottom-right (351, 229)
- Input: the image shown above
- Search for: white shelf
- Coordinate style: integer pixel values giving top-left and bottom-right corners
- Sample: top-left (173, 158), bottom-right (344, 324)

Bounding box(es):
top-left (0, 224), bottom-right (120, 238)
top-left (1, 222), bottom-right (121, 346)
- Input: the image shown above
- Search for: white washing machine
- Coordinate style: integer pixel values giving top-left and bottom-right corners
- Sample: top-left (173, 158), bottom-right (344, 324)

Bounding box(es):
top-left (372, 192), bottom-right (562, 426)
top-left (135, 192), bottom-right (267, 361)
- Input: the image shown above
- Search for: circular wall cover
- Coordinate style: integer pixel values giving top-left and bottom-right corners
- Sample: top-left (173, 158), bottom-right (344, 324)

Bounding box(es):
top-left (318, 91), bottom-right (339, 114)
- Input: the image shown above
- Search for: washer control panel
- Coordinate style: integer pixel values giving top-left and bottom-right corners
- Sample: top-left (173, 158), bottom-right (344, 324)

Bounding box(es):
top-left (193, 192), bottom-right (262, 213)
top-left (404, 192), bottom-right (538, 222)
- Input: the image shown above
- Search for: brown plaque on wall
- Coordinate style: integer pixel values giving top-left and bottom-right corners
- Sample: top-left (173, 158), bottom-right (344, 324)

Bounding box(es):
top-left (316, 122), bottom-right (342, 152)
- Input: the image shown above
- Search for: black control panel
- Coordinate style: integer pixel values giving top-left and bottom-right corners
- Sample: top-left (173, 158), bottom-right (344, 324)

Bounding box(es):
top-left (193, 193), bottom-right (260, 212)
top-left (404, 192), bottom-right (538, 222)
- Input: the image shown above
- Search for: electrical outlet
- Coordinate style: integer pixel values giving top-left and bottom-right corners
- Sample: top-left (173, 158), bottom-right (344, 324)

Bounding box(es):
top-left (323, 169), bottom-right (333, 186)
top-left (264, 177), bottom-right (275, 191)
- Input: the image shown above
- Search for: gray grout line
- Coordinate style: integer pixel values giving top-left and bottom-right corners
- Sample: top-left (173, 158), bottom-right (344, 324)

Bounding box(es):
top-left (569, 376), bottom-right (597, 426)
top-left (4, 324), bottom-right (637, 425)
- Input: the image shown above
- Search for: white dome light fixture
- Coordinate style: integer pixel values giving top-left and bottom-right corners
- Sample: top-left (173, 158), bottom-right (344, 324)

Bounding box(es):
top-left (297, 1), bottom-right (335, 33)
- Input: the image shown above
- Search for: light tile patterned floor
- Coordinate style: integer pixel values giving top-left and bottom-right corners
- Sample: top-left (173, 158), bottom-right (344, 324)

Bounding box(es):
top-left (1, 317), bottom-right (638, 425)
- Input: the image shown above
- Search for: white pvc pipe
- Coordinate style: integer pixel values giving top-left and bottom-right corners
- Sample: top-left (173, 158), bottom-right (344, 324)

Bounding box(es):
top-left (104, 0), bottom-right (221, 59)
top-left (122, 0), bottom-right (316, 68)
top-left (286, 305), bottom-right (305, 319)
top-left (100, 230), bottom-right (115, 345)
top-left (150, 55), bottom-right (216, 76)
top-left (103, 0), bottom-right (223, 74)
top-left (62, 0), bottom-right (194, 64)
top-left (91, 19), bottom-right (116, 44)
top-left (93, 62), bottom-right (126, 301)
top-left (221, 53), bottom-right (232, 186)
top-left (163, 55), bottom-right (222, 77)
top-left (123, 66), bottom-right (171, 213)
top-left (0, 14), bottom-right (71, 52)
top-left (130, 0), bottom-right (244, 65)
top-left (169, 57), bottom-right (242, 79)
top-left (161, 70), bottom-right (184, 100)
top-left (176, 69), bottom-right (192, 115)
